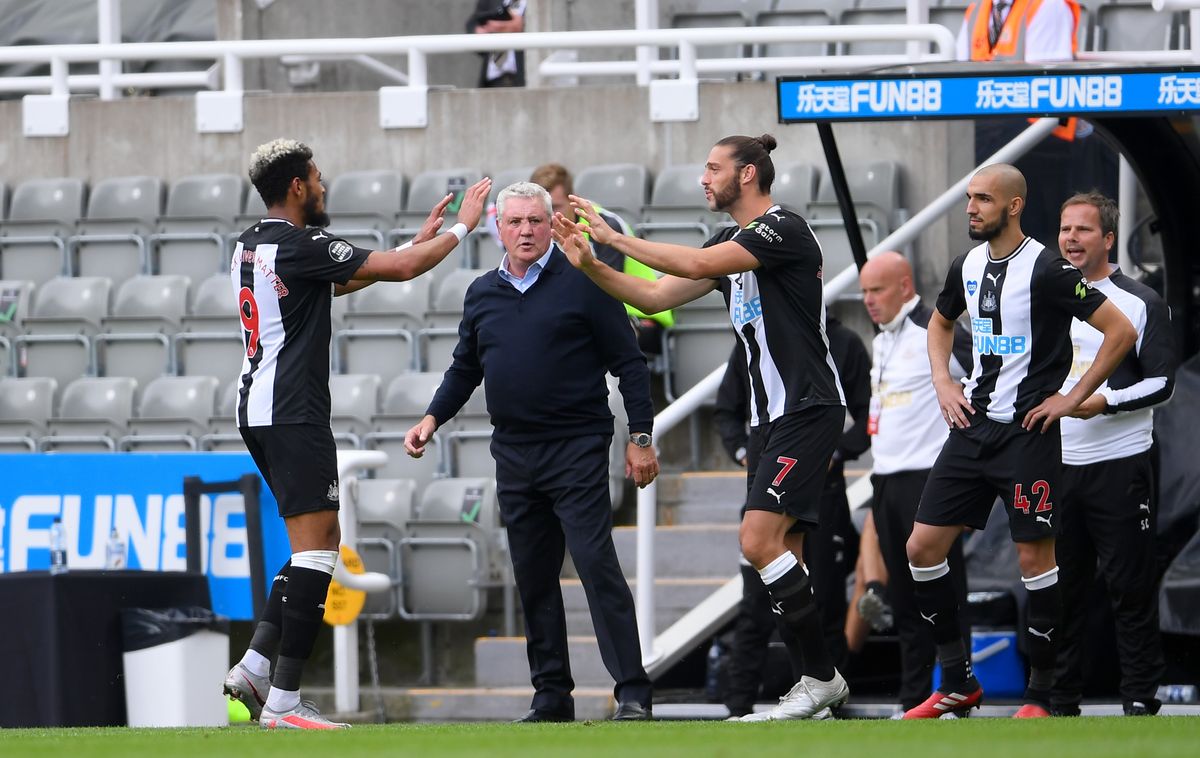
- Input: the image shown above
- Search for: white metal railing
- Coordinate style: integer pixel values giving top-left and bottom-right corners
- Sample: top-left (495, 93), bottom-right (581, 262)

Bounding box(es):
top-left (637, 117), bottom-right (1061, 663)
top-left (0, 26), bottom-right (958, 94)
top-left (0, 25), bottom-right (958, 133)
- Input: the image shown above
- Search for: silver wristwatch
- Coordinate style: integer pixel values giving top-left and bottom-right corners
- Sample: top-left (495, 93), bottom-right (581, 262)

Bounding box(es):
top-left (629, 432), bottom-right (653, 448)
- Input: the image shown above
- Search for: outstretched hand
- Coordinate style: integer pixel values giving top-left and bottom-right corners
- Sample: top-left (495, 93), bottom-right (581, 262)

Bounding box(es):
top-left (566, 195), bottom-right (617, 245)
top-left (552, 212), bottom-right (597, 271)
top-left (411, 193), bottom-right (452, 245)
top-left (455, 178), bottom-right (493, 231)
top-left (403, 415), bottom-right (438, 458)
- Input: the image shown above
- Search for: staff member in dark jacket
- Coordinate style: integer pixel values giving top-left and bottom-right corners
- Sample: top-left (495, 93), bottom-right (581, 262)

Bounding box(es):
top-left (715, 316), bottom-right (872, 718)
top-left (404, 181), bottom-right (658, 722)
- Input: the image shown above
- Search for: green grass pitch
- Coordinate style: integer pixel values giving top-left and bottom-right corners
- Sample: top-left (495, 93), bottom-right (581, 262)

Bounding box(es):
top-left (2, 717), bottom-right (1196, 758)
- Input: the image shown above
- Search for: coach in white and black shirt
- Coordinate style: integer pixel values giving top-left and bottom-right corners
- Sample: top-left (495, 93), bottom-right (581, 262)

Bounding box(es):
top-left (1050, 192), bottom-right (1178, 718)
top-left (859, 251), bottom-right (973, 714)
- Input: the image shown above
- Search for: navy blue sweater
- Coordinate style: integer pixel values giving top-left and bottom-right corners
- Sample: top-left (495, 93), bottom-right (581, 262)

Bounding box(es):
top-left (426, 248), bottom-right (654, 443)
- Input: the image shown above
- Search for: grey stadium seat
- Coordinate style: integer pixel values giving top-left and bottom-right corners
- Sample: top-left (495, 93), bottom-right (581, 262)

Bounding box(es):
top-left (151, 173), bottom-right (243, 283)
top-left (342, 273), bottom-right (431, 333)
top-left (16, 277), bottom-right (113, 401)
top-left (96, 274), bottom-right (190, 390)
top-left (637, 165), bottom-right (728, 247)
top-left (417, 268), bottom-right (484, 372)
top-left (0, 279), bottom-right (35, 342)
top-left (399, 477), bottom-right (504, 620)
top-left (184, 273), bottom-right (237, 330)
top-left (0, 177), bottom-right (87, 286)
top-left (772, 162), bottom-right (821, 218)
top-left (120, 374), bottom-right (219, 451)
top-left (574, 163), bottom-right (649, 224)
top-left (365, 372), bottom-right (448, 491)
top-left (69, 176), bottom-right (164, 287)
top-left (353, 477), bottom-right (419, 618)
top-left (0, 376), bottom-right (57, 452)
top-left (176, 274), bottom-right (241, 387)
top-left (1094, 3), bottom-right (1183, 51)
top-left (200, 378), bottom-right (246, 451)
top-left (329, 373), bottom-right (382, 448)
top-left (755, 3), bottom-right (837, 61)
top-left (327, 170), bottom-right (406, 250)
top-left (391, 168), bottom-right (484, 273)
top-left (40, 376), bottom-right (137, 452)
top-left (837, 6), bottom-right (910, 56)
top-left (663, 290), bottom-right (736, 403)
top-left (668, 1), bottom-right (766, 80)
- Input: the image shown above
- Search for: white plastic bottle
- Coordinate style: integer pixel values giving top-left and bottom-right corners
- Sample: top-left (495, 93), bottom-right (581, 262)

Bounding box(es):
top-left (49, 517), bottom-right (68, 575)
top-left (105, 528), bottom-right (127, 569)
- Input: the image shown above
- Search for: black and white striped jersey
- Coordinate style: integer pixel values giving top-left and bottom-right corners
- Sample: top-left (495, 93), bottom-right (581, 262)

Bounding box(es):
top-left (870, 297), bottom-right (973, 475)
top-left (710, 205), bottom-right (845, 427)
top-left (231, 218), bottom-right (370, 427)
top-left (1060, 267), bottom-right (1177, 465)
top-left (936, 237), bottom-right (1106, 423)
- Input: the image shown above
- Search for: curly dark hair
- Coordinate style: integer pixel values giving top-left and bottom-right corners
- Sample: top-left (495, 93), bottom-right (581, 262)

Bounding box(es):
top-left (248, 138), bottom-right (314, 207)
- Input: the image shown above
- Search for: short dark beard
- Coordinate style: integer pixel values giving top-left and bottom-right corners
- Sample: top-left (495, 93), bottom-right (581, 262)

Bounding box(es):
top-left (968, 212), bottom-right (1007, 241)
top-left (710, 179), bottom-right (741, 212)
top-left (303, 193), bottom-right (330, 228)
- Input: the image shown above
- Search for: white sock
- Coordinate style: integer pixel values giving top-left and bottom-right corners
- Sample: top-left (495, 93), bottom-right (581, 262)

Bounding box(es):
top-left (265, 685), bottom-right (300, 713)
top-left (240, 648), bottom-right (271, 678)
top-left (758, 551), bottom-right (799, 585)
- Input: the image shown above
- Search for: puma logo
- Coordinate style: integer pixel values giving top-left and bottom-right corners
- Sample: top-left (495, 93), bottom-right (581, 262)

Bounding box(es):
top-left (767, 487), bottom-right (785, 504)
top-left (986, 272), bottom-right (1002, 285)
top-left (1027, 626), bottom-right (1054, 642)
top-left (920, 611), bottom-right (938, 625)
top-left (1139, 503), bottom-right (1150, 513)
top-left (1036, 514), bottom-right (1054, 528)
top-left (311, 231), bottom-right (329, 241)
top-left (770, 600), bottom-right (784, 616)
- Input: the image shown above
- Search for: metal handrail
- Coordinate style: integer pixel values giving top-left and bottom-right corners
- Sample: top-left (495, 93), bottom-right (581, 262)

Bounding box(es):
top-left (0, 25), bottom-right (957, 97)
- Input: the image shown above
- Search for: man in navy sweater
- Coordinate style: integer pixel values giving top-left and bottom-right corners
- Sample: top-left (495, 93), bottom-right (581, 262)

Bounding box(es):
top-left (404, 181), bottom-right (659, 722)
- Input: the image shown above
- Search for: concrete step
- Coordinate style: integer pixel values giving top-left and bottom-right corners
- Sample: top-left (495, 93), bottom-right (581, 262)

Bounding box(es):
top-left (612, 523), bottom-right (740, 579)
top-left (562, 577), bottom-right (726, 636)
top-left (305, 685), bottom-right (615, 723)
top-left (658, 471), bottom-right (744, 525)
top-left (476, 635), bottom-right (621, 688)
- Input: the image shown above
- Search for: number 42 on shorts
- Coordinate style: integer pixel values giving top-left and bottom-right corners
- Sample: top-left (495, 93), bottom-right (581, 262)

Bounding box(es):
top-left (1013, 480), bottom-right (1052, 514)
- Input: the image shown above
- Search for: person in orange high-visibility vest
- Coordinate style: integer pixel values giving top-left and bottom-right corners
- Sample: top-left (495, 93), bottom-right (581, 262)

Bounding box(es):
top-left (958, 0), bottom-right (1081, 142)
top-left (957, 0), bottom-right (1117, 252)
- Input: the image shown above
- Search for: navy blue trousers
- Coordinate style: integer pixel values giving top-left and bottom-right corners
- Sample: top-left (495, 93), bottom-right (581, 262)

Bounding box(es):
top-left (492, 433), bottom-right (651, 715)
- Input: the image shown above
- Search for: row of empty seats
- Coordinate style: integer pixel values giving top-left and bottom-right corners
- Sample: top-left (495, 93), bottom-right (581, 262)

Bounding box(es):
top-left (671, 0), bottom-right (1193, 60)
top-left (0, 159), bottom-right (902, 288)
top-left (0, 371), bottom-right (494, 482)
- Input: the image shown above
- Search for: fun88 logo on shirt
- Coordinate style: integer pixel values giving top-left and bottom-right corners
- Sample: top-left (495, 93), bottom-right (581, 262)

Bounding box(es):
top-left (732, 288), bottom-right (763, 326)
top-left (972, 317), bottom-right (1027, 355)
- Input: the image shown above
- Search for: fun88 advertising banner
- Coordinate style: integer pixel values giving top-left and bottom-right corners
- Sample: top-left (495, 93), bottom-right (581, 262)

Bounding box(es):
top-left (777, 68), bottom-right (1200, 122)
top-left (0, 453), bottom-right (291, 620)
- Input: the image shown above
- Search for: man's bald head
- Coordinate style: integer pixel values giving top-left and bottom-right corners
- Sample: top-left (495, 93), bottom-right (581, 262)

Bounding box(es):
top-left (859, 251), bottom-right (915, 325)
top-left (973, 163), bottom-right (1027, 203)
top-left (860, 250), bottom-right (912, 283)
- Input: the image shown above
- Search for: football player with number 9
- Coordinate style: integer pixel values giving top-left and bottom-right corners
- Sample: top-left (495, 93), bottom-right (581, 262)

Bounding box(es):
top-left (222, 139), bottom-right (490, 730)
